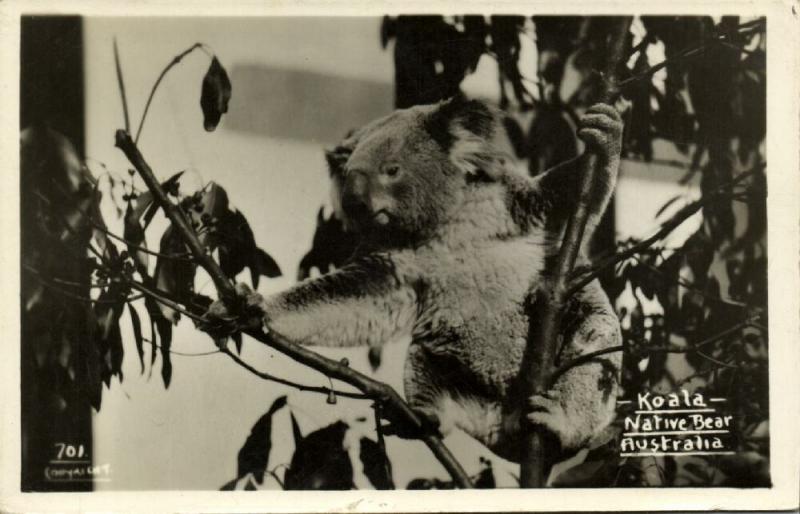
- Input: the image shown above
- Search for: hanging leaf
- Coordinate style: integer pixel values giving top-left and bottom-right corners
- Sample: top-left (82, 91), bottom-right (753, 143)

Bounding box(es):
top-left (158, 317), bottom-right (173, 387)
top-left (93, 284), bottom-right (127, 383)
top-left (237, 395), bottom-right (288, 484)
top-left (526, 104), bottom-right (578, 175)
top-left (200, 56), bottom-right (232, 131)
top-left (624, 50), bottom-right (654, 161)
top-left (472, 458), bottom-right (495, 489)
top-left (358, 437), bottom-right (394, 489)
top-left (231, 331), bottom-right (243, 354)
top-left (153, 225), bottom-right (197, 323)
top-left (185, 183), bottom-right (281, 287)
top-left (79, 305), bottom-right (104, 410)
top-left (147, 300), bottom-right (159, 368)
top-left (124, 202), bottom-right (148, 273)
top-left (217, 210), bottom-right (282, 288)
top-left (489, 16), bottom-right (531, 108)
top-left (297, 207), bottom-right (359, 280)
top-left (289, 411), bottom-right (304, 447)
top-left (128, 303), bottom-right (145, 374)
top-left (501, 115), bottom-right (526, 158)
top-left (251, 249), bottom-right (281, 285)
top-left (283, 421), bottom-right (354, 490)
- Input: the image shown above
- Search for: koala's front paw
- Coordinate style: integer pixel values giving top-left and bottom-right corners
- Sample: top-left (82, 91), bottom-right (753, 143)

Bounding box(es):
top-left (202, 283), bottom-right (267, 346)
top-left (576, 103), bottom-right (623, 161)
top-left (526, 389), bottom-right (584, 451)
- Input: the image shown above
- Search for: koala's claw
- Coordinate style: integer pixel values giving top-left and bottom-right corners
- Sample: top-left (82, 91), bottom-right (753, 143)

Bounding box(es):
top-left (202, 283), bottom-right (267, 343)
top-left (526, 390), bottom-right (571, 445)
top-left (577, 103), bottom-right (623, 156)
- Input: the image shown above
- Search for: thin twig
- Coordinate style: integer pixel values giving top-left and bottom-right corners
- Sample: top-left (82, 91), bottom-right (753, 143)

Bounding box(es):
top-left (220, 347), bottom-right (367, 400)
top-left (549, 317), bottom-right (759, 386)
top-left (615, 20), bottom-right (765, 94)
top-left (22, 263), bottom-right (112, 289)
top-left (142, 337), bottom-right (220, 357)
top-left (90, 218), bottom-right (193, 261)
top-left (24, 269), bottom-right (144, 305)
top-left (695, 348), bottom-right (739, 369)
top-left (630, 254), bottom-right (751, 310)
top-left (568, 168), bottom-right (761, 296)
top-left (127, 280), bottom-right (205, 323)
top-left (134, 43), bottom-right (204, 144)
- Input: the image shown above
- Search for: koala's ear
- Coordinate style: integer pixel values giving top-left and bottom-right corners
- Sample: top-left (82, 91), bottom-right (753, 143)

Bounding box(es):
top-left (424, 96), bottom-right (500, 179)
top-left (326, 128), bottom-right (363, 178)
top-left (325, 145), bottom-right (351, 178)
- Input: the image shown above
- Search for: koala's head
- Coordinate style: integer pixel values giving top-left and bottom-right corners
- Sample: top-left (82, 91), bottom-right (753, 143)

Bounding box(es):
top-left (326, 96), bottom-right (502, 246)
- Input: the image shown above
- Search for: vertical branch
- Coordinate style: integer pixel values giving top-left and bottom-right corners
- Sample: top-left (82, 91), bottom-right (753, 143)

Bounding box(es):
top-left (518, 17), bottom-right (632, 488)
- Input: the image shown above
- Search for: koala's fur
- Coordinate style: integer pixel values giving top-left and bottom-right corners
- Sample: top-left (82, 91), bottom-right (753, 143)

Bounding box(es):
top-left (249, 97), bottom-right (622, 462)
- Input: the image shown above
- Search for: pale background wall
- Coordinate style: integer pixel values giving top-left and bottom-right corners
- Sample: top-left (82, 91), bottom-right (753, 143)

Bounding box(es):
top-left (84, 17), bottom-right (698, 490)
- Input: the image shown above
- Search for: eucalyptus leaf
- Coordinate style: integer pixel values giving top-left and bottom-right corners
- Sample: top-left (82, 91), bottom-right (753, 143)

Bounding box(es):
top-left (200, 56), bottom-right (232, 131)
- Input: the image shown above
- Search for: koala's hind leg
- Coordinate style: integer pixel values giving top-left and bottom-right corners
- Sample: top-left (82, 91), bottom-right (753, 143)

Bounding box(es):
top-left (526, 280), bottom-right (621, 452)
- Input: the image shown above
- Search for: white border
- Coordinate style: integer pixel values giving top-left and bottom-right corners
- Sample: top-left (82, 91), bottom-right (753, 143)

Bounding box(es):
top-left (1, 1), bottom-right (798, 512)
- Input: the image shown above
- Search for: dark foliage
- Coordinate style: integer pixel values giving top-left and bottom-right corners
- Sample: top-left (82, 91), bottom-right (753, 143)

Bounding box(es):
top-left (22, 48), bottom-right (282, 402)
top-left (297, 207), bottom-right (359, 281)
top-left (283, 420), bottom-right (393, 490)
top-left (237, 396), bottom-right (288, 485)
top-left (379, 15), bottom-right (768, 488)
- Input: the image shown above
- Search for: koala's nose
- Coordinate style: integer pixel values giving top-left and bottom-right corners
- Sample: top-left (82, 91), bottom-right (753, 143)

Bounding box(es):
top-left (342, 171), bottom-right (372, 219)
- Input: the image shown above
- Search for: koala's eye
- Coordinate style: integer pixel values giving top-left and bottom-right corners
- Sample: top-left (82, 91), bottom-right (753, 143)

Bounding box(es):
top-left (382, 164), bottom-right (401, 178)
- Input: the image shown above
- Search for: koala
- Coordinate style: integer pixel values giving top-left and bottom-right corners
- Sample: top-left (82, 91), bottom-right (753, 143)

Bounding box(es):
top-left (213, 97), bottom-right (623, 463)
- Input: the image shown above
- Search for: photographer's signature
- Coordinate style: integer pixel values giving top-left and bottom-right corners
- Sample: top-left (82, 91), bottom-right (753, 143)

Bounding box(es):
top-left (44, 443), bottom-right (111, 483)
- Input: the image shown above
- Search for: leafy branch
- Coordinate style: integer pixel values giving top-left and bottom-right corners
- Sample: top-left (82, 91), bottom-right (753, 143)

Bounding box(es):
top-left (548, 316), bottom-right (763, 387)
top-left (568, 165), bottom-right (763, 296)
top-left (113, 130), bottom-right (474, 488)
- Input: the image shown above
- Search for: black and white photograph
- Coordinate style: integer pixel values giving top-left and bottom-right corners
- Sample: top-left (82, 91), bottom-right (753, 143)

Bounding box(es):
top-left (2, 1), bottom-right (799, 512)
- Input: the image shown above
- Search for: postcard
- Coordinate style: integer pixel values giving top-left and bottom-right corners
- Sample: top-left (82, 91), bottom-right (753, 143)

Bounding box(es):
top-left (1, 1), bottom-right (798, 512)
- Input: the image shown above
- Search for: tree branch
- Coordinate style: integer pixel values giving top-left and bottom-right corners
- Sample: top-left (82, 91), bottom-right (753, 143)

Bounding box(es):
top-left (114, 130), bottom-right (474, 488)
top-left (549, 317), bottom-right (759, 387)
top-left (113, 38), bottom-right (131, 134)
top-left (517, 17), bottom-right (632, 488)
top-left (89, 217), bottom-right (193, 261)
top-left (615, 19), bottom-right (765, 95)
top-left (567, 167), bottom-right (761, 296)
top-left (219, 347), bottom-right (367, 400)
